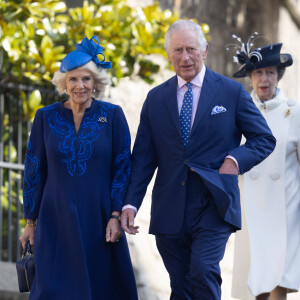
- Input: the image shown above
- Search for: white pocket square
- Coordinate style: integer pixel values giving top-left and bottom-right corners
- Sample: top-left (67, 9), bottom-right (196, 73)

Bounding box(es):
top-left (211, 106), bottom-right (227, 115)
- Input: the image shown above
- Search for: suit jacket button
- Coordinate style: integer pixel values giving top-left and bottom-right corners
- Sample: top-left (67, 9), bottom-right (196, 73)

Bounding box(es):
top-left (181, 181), bottom-right (185, 186)
top-left (184, 159), bottom-right (189, 163)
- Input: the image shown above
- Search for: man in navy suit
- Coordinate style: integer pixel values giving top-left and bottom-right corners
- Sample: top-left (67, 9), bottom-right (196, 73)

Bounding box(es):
top-left (121, 20), bottom-right (276, 299)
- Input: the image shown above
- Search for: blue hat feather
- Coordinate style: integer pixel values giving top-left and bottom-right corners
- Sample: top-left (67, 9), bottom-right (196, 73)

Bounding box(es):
top-left (60, 36), bottom-right (112, 72)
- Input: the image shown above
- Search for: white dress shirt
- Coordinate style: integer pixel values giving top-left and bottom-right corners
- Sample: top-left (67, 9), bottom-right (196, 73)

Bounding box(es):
top-left (177, 65), bottom-right (206, 129)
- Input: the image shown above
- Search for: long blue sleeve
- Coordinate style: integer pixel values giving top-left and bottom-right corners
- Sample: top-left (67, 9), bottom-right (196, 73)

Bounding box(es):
top-left (110, 106), bottom-right (131, 211)
top-left (23, 109), bottom-right (47, 219)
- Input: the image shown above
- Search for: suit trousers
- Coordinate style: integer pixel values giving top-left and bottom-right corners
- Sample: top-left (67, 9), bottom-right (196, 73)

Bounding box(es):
top-left (155, 171), bottom-right (234, 300)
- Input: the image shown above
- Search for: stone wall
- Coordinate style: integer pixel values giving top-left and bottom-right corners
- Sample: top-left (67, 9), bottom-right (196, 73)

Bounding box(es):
top-left (278, 1), bottom-right (300, 101)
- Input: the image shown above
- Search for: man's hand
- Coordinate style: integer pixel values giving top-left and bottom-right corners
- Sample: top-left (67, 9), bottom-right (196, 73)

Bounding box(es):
top-left (219, 158), bottom-right (239, 175)
top-left (121, 208), bottom-right (139, 235)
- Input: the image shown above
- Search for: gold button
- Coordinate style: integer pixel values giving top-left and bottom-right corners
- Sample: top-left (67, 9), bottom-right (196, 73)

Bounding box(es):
top-left (181, 181), bottom-right (185, 186)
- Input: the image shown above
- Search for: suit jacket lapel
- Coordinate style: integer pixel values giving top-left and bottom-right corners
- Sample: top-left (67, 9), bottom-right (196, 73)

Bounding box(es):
top-left (164, 75), bottom-right (182, 138)
top-left (191, 68), bottom-right (220, 136)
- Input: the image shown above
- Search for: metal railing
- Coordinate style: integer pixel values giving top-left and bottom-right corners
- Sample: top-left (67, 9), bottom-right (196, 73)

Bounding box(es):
top-left (0, 81), bottom-right (60, 262)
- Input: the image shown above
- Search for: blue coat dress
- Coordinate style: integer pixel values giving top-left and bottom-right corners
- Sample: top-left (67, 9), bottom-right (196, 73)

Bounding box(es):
top-left (23, 99), bottom-right (138, 300)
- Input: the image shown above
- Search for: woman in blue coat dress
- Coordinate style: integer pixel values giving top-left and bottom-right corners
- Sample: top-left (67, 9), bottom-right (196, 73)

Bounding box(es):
top-left (19, 35), bottom-right (138, 300)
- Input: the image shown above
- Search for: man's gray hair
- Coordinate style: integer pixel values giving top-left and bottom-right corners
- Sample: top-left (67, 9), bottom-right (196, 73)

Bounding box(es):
top-left (164, 20), bottom-right (208, 54)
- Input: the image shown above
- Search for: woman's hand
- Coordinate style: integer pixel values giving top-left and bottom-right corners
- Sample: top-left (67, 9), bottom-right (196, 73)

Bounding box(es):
top-left (105, 214), bottom-right (122, 243)
top-left (19, 220), bottom-right (36, 249)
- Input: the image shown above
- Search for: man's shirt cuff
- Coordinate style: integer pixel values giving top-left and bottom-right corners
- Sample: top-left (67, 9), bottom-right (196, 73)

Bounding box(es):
top-left (122, 204), bottom-right (137, 213)
top-left (226, 155), bottom-right (239, 172)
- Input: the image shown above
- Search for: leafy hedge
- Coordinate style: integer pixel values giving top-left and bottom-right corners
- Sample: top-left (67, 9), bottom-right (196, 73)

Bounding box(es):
top-left (0, 0), bottom-right (210, 86)
top-left (1, 0), bottom-right (178, 85)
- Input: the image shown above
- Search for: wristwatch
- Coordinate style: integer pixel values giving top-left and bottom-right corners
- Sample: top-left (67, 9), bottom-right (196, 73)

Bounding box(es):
top-left (110, 215), bottom-right (120, 221)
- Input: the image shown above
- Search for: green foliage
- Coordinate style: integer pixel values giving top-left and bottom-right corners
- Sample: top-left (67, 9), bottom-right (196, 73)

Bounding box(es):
top-left (0, 0), bottom-right (67, 82)
top-left (0, 0), bottom-right (210, 86)
top-left (0, 0), bottom-right (173, 86)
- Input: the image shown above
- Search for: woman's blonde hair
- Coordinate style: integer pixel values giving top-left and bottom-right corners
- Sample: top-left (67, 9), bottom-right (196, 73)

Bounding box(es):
top-left (52, 61), bottom-right (111, 99)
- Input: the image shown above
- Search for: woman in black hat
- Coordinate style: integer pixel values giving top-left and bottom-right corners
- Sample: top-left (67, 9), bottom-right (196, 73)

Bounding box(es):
top-left (229, 34), bottom-right (300, 300)
top-left (19, 36), bottom-right (138, 300)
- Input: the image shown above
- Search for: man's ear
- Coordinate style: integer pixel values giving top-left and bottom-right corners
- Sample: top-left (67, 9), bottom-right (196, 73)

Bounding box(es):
top-left (202, 45), bottom-right (209, 60)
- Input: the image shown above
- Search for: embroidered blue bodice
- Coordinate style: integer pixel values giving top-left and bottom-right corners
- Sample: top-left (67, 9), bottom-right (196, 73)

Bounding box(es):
top-left (47, 105), bottom-right (113, 176)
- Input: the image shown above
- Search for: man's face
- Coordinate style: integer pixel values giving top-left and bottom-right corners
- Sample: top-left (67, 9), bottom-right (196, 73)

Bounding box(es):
top-left (167, 29), bottom-right (208, 82)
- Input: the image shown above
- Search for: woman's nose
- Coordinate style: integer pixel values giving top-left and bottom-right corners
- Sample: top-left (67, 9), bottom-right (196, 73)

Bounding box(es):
top-left (77, 80), bottom-right (84, 87)
top-left (261, 72), bottom-right (268, 81)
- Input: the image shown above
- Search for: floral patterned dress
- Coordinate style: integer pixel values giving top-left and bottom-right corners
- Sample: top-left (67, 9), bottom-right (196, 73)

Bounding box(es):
top-left (23, 99), bottom-right (138, 300)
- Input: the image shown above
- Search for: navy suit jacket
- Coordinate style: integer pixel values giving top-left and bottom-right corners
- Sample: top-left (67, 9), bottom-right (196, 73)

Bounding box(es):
top-left (124, 68), bottom-right (276, 234)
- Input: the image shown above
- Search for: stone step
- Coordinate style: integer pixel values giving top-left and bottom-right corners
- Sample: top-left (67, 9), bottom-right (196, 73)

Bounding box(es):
top-left (0, 262), bottom-right (28, 300)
